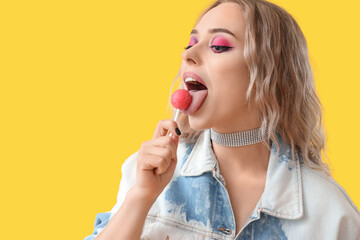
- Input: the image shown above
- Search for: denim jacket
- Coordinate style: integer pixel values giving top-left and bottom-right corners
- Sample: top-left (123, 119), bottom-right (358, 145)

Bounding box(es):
top-left (84, 129), bottom-right (360, 239)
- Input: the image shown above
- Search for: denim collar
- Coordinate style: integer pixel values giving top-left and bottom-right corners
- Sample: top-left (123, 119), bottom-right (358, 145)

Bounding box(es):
top-left (179, 129), bottom-right (304, 220)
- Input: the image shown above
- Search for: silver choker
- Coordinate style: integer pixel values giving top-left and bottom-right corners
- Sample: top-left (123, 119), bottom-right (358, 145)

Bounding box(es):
top-left (210, 127), bottom-right (268, 147)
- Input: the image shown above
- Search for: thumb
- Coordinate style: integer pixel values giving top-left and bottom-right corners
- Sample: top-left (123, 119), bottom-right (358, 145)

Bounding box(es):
top-left (171, 135), bottom-right (179, 147)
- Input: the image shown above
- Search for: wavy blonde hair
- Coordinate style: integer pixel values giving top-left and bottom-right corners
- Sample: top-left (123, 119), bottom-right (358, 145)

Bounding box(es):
top-left (166, 0), bottom-right (332, 176)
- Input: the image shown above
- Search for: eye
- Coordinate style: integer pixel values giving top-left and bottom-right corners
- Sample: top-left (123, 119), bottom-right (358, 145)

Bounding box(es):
top-left (184, 45), bottom-right (233, 52)
top-left (184, 37), bottom-right (197, 50)
top-left (184, 45), bottom-right (193, 50)
top-left (210, 45), bottom-right (233, 53)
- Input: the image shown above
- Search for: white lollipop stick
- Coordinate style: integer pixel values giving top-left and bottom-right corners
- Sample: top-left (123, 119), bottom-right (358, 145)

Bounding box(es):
top-left (169, 109), bottom-right (180, 137)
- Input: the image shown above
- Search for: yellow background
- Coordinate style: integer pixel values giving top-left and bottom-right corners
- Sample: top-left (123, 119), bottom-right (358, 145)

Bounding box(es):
top-left (1, 0), bottom-right (359, 239)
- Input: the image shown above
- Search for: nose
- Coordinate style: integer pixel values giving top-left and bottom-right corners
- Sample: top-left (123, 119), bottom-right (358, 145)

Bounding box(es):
top-left (181, 44), bottom-right (201, 65)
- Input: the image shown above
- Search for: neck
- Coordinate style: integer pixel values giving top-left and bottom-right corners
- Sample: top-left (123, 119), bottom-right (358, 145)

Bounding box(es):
top-left (211, 129), bottom-right (271, 178)
top-left (209, 110), bottom-right (270, 177)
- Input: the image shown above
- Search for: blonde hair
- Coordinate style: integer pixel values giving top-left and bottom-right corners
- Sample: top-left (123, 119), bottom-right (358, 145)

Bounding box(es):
top-left (166, 0), bottom-right (332, 176)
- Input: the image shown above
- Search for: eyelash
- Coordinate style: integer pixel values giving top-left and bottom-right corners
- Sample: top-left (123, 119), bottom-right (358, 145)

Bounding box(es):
top-left (184, 45), bottom-right (233, 53)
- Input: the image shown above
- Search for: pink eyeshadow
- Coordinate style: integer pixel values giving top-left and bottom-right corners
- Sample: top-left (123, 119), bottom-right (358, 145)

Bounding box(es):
top-left (211, 37), bottom-right (232, 47)
top-left (188, 36), bottom-right (197, 46)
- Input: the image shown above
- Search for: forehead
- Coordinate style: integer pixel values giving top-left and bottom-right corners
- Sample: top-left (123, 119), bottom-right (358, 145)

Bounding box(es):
top-left (194, 2), bottom-right (246, 40)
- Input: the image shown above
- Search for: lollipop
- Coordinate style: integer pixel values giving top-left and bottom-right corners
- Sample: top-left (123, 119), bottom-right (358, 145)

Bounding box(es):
top-left (169, 89), bottom-right (192, 137)
top-left (171, 89), bottom-right (192, 112)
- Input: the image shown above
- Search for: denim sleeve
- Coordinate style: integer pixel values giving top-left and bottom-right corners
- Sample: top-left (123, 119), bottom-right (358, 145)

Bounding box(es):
top-left (83, 212), bottom-right (112, 240)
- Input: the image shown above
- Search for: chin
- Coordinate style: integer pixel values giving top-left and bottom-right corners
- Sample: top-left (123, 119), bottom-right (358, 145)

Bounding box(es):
top-left (188, 114), bottom-right (212, 131)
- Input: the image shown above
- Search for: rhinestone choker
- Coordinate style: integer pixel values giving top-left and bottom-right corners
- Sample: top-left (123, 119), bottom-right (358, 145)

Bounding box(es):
top-left (210, 127), bottom-right (268, 147)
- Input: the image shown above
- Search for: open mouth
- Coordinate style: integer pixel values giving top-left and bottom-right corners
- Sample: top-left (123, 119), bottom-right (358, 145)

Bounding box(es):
top-left (185, 78), bottom-right (208, 91)
top-left (181, 76), bottom-right (208, 115)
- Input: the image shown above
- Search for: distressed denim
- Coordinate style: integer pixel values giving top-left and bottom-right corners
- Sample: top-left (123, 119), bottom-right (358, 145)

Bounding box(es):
top-left (84, 129), bottom-right (360, 239)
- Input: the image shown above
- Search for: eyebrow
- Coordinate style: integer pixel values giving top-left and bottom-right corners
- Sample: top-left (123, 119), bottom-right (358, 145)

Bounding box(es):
top-left (190, 28), bottom-right (237, 39)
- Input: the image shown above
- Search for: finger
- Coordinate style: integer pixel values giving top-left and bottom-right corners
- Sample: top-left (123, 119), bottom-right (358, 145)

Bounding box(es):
top-left (153, 155), bottom-right (171, 175)
top-left (150, 136), bottom-right (179, 149)
top-left (153, 153), bottom-right (178, 175)
top-left (139, 154), bottom-right (168, 172)
top-left (152, 120), bottom-right (180, 139)
top-left (142, 144), bottom-right (177, 163)
top-left (146, 137), bottom-right (177, 159)
top-left (162, 158), bottom-right (177, 177)
top-left (140, 153), bottom-right (172, 175)
top-left (171, 135), bottom-right (179, 146)
top-left (141, 137), bottom-right (176, 149)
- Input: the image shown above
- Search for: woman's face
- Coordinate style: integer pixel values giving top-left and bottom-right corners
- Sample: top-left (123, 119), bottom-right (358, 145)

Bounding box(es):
top-left (180, 2), bottom-right (259, 132)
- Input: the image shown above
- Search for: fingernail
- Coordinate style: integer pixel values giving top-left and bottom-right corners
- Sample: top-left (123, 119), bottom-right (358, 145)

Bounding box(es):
top-left (175, 128), bottom-right (181, 136)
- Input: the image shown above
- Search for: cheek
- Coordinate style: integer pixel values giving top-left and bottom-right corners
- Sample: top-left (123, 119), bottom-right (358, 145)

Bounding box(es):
top-left (208, 55), bottom-right (250, 104)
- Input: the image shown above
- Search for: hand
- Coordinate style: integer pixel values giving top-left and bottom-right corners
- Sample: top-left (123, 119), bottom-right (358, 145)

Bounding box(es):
top-left (133, 119), bottom-right (180, 201)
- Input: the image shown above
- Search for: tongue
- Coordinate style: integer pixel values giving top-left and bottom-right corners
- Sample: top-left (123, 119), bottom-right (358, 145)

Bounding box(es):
top-left (181, 89), bottom-right (208, 115)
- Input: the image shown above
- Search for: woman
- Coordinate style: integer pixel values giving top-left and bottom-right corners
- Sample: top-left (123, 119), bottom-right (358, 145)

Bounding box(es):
top-left (85, 0), bottom-right (360, 239)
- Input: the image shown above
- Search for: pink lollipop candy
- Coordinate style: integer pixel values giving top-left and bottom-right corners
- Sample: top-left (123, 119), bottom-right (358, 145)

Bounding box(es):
top-left (168, 89), bottom-right (192, 137)
top-left (171, 89), bottom-right (192, 110)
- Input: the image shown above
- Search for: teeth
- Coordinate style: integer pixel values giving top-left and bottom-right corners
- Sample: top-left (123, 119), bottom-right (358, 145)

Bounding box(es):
top-left (185, 77), bottom-right (197, 82)
top-left (185, 77), bottom-right (201, 85)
